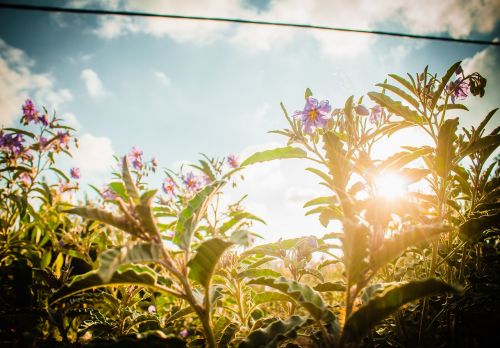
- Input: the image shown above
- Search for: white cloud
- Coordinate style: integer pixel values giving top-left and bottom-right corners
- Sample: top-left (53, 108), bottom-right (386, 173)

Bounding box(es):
top-left (80, 0), bottom-right (499, 60)
top-left (71, 133), bottom-right (115, 180)
top-left (81, 68), bottom-right (107, 98)
top-left (154, 71), bottom-right (172, 87)
top-left (0, 39), bottom-right (73, 127)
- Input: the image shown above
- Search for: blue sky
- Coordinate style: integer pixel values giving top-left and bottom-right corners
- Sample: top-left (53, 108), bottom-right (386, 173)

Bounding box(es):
top-left (1, 0), bottom-right (499, 241)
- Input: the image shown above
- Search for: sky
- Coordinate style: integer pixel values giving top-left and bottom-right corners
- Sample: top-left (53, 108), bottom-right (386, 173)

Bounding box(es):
top-left (1, 0), bottom-right (499, 242)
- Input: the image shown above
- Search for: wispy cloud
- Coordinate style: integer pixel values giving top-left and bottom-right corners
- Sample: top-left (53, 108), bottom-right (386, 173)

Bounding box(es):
top-left (81, 68), bottom-right (107, 98)
top-left (154, 71), bottom-right (172, 87)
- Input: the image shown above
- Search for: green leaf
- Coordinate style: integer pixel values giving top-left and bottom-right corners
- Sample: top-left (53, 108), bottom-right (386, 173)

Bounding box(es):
top-left (303, 196), bottom-right (336, 208)
top-left (122, 156), bottom-right (140, 201)
top-left (51, 264), bottom-right (169, 304)
top-left (341, 279), bottom-right (461, 346)
top-left (459, 212), bottom-right (500, 241)
top-left (305, 167), bottom-right (333, 186)
top-left (97, 243), bottom-right (164, 282)
top-left (376, 83), bottom-right (420, 109)
top-left (437, 103), bottom-right (469, 112)
top-left (174, 181), bottom-right (222, 250)
top-left (371, 225), bottom-right (449, 271)
top-left (165, 307), bottom-right (194, 324)
top-left (368, 92), bottom-right (423, 125)
top-left (241, 147), bottom-right (307, 167)
top-left (313, 281), bottom-right (346, 292)
top-left (380, 147), bottom-right (433, 172)
top-left (436, 118), bottom-right (459, 177)
top-left (431, 61), bottom-right (461, 111)
top-left (65, 207), bottom-right (138, 236)
top-left (239, 316), bottom-right (308, 348)
top-left (460, 134), bottom-right (500, 159)
top-left (247, 276), bottom-right (327, 320)
top-left (188, 238), bottom-right (233, 289)
top-left (388, 74), bottom-right (416, 94)
top-left (237, 268), bottom-right (282, 280)
top-left (108, 182), bottom-right (129, 200)
top-left (253, 291), bottom-right (293, 306)
top-left (3, 128), bottom-right (35, 138)
top-left (49, 167), bottom-right (70, 183)
top-left (135, 189), bottom-right (160, 241)
top-left (475, 108), bottom-right (498, 137)
top-left (219, 322), bottom-right (238, 347)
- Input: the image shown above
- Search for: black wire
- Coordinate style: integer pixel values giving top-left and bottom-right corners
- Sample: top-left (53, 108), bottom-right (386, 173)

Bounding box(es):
top-left (0, 2), bottom-right (499, 46)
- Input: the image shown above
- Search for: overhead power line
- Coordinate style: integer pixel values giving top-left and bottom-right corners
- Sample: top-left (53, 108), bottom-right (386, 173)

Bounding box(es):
top-left (0, 2), bottom-right (499, 46)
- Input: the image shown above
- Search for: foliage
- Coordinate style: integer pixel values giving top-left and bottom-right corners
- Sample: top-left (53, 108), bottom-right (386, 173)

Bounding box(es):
top-left (1, 62), bottom-right (498, 347)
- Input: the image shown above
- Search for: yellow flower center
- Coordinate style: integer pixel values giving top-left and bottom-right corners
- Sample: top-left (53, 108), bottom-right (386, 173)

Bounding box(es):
top-left (308, 109), bottom-right (318, 122)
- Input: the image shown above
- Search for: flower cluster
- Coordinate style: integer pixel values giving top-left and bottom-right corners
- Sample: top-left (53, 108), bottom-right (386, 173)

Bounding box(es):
top-left (21, 99), bottom-right (48, 126)
top-left (128, 147), bottom-right (143, 170)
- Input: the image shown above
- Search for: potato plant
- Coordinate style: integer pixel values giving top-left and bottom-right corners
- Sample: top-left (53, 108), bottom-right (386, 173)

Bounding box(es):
top-left (1, 62), bottom-right (498, 347)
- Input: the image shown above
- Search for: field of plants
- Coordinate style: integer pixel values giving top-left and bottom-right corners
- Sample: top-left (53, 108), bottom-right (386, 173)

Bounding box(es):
top-left (1, 62), bottom-right (499, 347)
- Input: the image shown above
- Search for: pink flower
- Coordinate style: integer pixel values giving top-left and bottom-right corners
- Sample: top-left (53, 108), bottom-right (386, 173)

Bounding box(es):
top-left (183, 172), bottom-right (200, 192)
top-left (180, 329), bottom-right (188, 338)
top-left (128, 147), bottom-right (143, 170)
top-left (21, 99), bottom-right (39, 125)
top-left (70, 167), bottom-right (81, 179)
top-left (101, 185), bottom-right (117, 200)
top-left (227, 154), bottom-right (239, 168)
top-left (20, 172), bottom-right (31, 186)
top-left (162, 177), bottom-right (176, 197)
top-left (370, 105), bottom-right (382, 124)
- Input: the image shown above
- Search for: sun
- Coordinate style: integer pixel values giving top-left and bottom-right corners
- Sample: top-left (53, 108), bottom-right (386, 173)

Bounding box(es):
top-left (375, 173), bottom-right (408, 199)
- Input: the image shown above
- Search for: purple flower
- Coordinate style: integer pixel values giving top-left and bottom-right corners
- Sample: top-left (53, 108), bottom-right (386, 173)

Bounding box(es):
top-left (102, 185), bottom-right (117, 200)
top-left (180, 329), bottom-right (188, 338)
top-left (293, 97), bottom-right (332, 133)
top-left (151, 156), bottom-right (158, 168)
top-left (128, 147), bottom-right (143, 170)
top-left (70, 167), bottom-right (81, 179)
top-left (355, 104), bottom-right (370, 116)
top-left (446, 78), bottom-right (469, 103)
top-left (183, 172), bottom-right (200, 192)
top-left (39, 137), bottom-right (49, 148)
top-left (21, 99), bottom-right (39, 124)
top-left (38, 113), bottom-right (49, 127)
top-left (53, 131), bottom-right (71, 151)
top-left (162, 177), bottom-right (176, 197)
top-left (370, 105), bottom-right (382, 124)
top-left (227, 154), bottom-right (239, 168)
top-left (0, 132), bottom-right (25, 155)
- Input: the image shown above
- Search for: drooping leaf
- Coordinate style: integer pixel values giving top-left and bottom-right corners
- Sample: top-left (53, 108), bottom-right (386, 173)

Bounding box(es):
top-left (219, 322), bottom-right (239, 347)
top-left (51, 264), bottom-right (168, 304)
top-left (239, 316), bottom-right (308, 348)
top-left (98, 243), bottom-right (164, 282)
top-left (247, 276), bottom-right (327, 320)
top-left (165, 307), bottom-right (194, 324)
top-left (135, 189), bottom-right (160, 241)
top-left (303, 196), bottom-right (337, 208)
top-left (241, 147), bottom-right (307, 167)
top-left (174, 181), bottom-right (222, 250)
top-left (188, 238), bottom-right (233, 289)
top-left (460, 134), bottom-right (500, 159)
top-left (368, 92), bottom-right (423, 125)
top-left (437, 103), bottom-right (469, 112)
top-left (341, 279), bottom-right (461, 346)
top-left (436, 118), bottom-right (459, 177)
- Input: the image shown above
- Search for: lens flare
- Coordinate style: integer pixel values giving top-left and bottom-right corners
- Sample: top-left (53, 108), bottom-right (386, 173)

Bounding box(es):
top-left (375, 173), bottom-right (407, 199)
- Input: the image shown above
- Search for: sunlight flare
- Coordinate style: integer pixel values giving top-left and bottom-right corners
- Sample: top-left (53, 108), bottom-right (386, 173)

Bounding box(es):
top-left (375, 173), bottom-right (408, 199)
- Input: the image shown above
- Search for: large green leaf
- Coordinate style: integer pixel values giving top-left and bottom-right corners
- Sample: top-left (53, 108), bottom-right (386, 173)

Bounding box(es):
top-left (135, 189), bottom-right (160, 241)
top-left (253, 291), bottom-right (294, 305)
top-left (51, 264), bottom-right (168, 304)
top-left (380, 146), bottom-right (433, 172)
top-left (241, 147), bottom-right (307, 167)
top-left (341, 279), bottom-right (460, 346)
top-left (435, 118), bottom-right (459, 177)
top-left (368, 92), bottom-right (423, 125)
top-left (237, 268), bottom-right (282, 280)
top-left (247, 276), bottom-right (327, 320)
top-left (188, 238), bottom-right (233, 289)
top-left (376, 83), bottom-right (420, 109)
top-left (174, 181), bottom-right (222, 250)
top-left (239, 316), bottom-right (308, 348)
top-left (371, 225), bottom-right (449, 271)
top-left (65, 207), bottom-right (137, 236)
top-left (98, 243), bottom-right (165, 282)
top-left (314, 282), bottom-right (346, 292)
